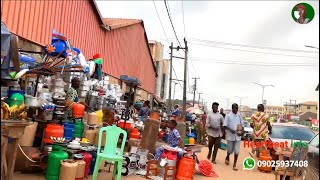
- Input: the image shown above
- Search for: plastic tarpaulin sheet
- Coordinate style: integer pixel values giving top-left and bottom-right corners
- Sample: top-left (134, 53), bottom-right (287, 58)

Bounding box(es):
top-left (1, 21), bottom-right (11, 57)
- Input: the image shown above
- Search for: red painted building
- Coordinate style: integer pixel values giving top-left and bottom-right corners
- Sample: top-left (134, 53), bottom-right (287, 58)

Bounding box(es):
top-left (1, 0), bottom-right (156, 94)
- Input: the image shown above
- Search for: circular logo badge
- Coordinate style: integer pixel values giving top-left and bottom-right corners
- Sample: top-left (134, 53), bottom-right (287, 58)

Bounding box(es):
top-left (291, 3), bottom-right (315, 24)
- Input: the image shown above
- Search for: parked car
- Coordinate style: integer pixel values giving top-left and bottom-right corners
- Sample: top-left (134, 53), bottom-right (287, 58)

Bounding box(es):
top-left (305, 133), bottom-right (319, 178)
top-left (242, 120), bottom-right (253, 140)
top-left (267, 123), bottom-right (315, 161)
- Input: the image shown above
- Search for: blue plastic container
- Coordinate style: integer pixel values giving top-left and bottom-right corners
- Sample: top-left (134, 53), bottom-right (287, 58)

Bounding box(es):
top-left (88, 150), bottom-right (97, 175)
top-left (7, 90), bottom-right (25, 100)
top-left (62, 123), bottom-right (75, 141)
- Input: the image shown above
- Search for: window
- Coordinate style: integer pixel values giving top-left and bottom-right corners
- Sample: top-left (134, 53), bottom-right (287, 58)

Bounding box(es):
top-left (309, 134), bottom-right (319, 148)
top-left (270, 126), bottom-right (315, 141)
top-left (307, 106), bottom-right (311, 109)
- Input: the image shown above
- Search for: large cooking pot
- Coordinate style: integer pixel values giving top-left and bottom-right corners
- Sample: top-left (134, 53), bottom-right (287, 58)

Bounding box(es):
top-left (25, 95), bottom-right (40, 107)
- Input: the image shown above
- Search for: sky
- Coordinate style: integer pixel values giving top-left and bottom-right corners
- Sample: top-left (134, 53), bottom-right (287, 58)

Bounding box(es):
top-left (95, 0), bottom-right (319, 109)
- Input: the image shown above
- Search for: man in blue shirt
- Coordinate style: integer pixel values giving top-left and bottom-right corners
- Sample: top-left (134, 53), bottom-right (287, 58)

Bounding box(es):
top-left (223, 103), bottom-right (244, 171)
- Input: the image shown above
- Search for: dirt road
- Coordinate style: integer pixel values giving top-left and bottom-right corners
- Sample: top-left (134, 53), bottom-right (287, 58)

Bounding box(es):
top-left (13, 141), bottom-right (275, 180)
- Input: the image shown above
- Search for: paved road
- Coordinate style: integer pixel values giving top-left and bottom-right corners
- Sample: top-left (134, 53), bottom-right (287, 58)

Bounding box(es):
top-left (13, 141), bottom-right (275, 180)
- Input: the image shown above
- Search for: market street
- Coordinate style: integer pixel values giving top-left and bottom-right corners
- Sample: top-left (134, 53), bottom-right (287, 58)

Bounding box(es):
top-left (13, 141), bottom-right (275, 180)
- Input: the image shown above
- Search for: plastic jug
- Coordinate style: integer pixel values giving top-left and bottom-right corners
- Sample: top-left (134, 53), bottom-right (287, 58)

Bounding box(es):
top-left (96, 110), bottom-right (103, 125)
top-left (43, 124), bottom-right (64, 144)
top-left (258, 149), bottom-right (273, 172)
top-left (62, 123), bottom-right (75, 141)
top-left (129, 128), bottom-right (141, 139)
top-left (87, 112), bottom-right (98, 125)
top-left (80, 152), bottom-right (92, 177)
top-left (188, 137), bottom-right (195, 145)
top-left (72, 103), bottom-right (85, 118)
top-left (59, 159), bottom-right (78, 180)
top-left (88, 151), bottom-right (97, 175)
top-left (74, 121), bottom-right (84, 138)
top-left (45, 145), bottom-right (68, 180)
top-left (176, 155), bottom-right (196, 180)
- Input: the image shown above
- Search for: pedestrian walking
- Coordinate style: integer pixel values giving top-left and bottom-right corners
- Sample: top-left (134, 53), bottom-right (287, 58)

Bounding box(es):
top-left (220, 108), bottom-right (226, 118)
top-left (250, 104), bottom-right (272, 157)
top-left (206, 102), bottom-right (224, 164)
top-left (223, 103), bottom-right (244, 171)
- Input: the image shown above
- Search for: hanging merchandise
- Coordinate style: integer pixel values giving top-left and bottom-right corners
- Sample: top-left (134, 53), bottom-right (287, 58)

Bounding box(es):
top-left (46, 145), bottom-right (68, 180)
top-left (90, 53), bottom-right (103, 81)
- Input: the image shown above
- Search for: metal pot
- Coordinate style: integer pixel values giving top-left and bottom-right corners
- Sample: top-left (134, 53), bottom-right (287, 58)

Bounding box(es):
top-left (25, 95), bottom-right (40, 107)
top-left (43, 145), bottom-right (52, 155)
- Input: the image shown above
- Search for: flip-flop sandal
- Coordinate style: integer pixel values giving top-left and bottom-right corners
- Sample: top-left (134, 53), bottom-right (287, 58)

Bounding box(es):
top-left (225, 159), bottom-right (229, 165)
top-left (233, 167), bottom-right (238, 171)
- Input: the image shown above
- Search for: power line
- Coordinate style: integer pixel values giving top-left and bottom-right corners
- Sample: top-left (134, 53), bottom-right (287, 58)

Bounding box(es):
top-left (164, 0), bottom-right (183, 48)
top-left (190, 58), bottom-right (319, 67)
top-left (190, 56), bottom-right (318, 65)
top-left (189, 42), bottom-right (319, 59)
top-left (153, 0), bottom-right (170, 45)
top-left (187, 38), bottom-right (319, 54)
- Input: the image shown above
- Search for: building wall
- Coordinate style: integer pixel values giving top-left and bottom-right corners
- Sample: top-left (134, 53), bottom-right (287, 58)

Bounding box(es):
top-left (265, 106), bottom-right (285, 117)
top-left (1, 0), bottom-right (156, 93)
top-left (298, 105), bottom-right (318, 115)
top-left (148, 41), bottom-right (168, 100)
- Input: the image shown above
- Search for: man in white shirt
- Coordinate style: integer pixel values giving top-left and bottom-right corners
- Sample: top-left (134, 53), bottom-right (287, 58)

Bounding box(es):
top-left (206, 102), bottom-right (224, 164)
top-left (223, 103), bottom-right (244, 171)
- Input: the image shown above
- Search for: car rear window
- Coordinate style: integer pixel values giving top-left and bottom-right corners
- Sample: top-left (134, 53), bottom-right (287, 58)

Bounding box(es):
top-left (270, 125), bottom-right (315, 141)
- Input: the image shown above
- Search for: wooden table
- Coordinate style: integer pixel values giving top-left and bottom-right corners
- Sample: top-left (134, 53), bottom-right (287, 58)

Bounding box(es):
top-left (1, 120), bottom-right (28, 180)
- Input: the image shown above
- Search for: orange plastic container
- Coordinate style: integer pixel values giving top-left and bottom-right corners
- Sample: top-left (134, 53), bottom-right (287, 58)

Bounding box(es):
top-left (158, 131), bottom-right (164, 140)
top-left (258, 149), bottom-right (272, 172)
top-left (43, 124), bottom-right (64, 144)
top-left (149, 111), bottom-right (160, 120)
top-left (118, 120), bottom-right (132, 129)
top-left (72, 103), bottom-right (85, 118)
top-left (129, 128), bottom-right (141, 139)
top-left (176, 156), bottom-right (196, 180)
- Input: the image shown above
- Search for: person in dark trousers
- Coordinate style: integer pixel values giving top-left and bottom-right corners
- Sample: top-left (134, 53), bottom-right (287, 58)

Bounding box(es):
top-left (206, 102), bottom-right (224, 164)
top-left (223, 103), bottom-right (244, 171)
top-left (220, 108), bottom-right (226, 118)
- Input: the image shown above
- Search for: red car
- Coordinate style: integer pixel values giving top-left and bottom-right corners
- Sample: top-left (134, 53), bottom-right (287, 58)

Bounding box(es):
top-left (267, 123), bottom-right (315, 161)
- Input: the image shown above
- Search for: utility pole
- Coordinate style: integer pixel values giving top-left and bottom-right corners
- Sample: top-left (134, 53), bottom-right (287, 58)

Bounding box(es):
top-left (168, 42), bottom-right (173, 114)
top-left (252, 82), bottom-right (274, 104)
top-left (198, 92), bottom-right (203, 106)
top-left (182, 38), bottom-right (188, 121)
top-left (192, 77), bottom-right (200, 106)
top-left (170, 39), bottom-right (188, 121)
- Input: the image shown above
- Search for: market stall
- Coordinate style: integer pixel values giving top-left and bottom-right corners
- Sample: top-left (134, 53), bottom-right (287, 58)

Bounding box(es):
top-left (1, 23), bottom-right (208, 180)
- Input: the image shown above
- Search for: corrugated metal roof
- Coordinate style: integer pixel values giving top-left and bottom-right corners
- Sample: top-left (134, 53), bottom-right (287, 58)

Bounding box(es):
top-left (103, 18), bottom-right (142, 30)
top-left (1, 0), bottom-right (156, 93)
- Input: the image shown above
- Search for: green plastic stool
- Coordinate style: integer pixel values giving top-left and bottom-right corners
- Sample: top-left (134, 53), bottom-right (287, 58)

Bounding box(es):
top-left (92, 125), bottom-right (127, 180)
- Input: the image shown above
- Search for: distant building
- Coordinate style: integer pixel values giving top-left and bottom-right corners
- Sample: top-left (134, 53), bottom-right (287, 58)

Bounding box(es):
top-left (265, 105), bottom-right (286, 119)
top-left (297, 101), bottom-right (318, 115)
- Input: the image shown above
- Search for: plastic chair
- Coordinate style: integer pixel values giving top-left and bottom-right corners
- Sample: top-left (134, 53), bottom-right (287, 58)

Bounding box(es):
top-left (92, 125), bottom-right (127, 180)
